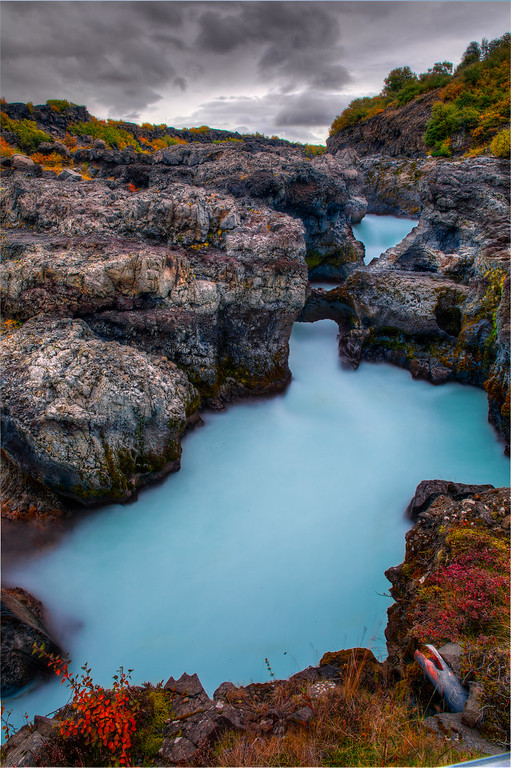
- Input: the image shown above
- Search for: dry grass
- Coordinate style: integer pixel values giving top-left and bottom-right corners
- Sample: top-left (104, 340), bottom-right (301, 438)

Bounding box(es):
top-left (213, 682), bottom-right (482, 767)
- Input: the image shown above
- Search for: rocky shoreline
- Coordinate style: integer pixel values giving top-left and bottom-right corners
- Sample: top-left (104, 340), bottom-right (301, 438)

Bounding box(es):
top-left (2, 482), bottom-right (509, 766)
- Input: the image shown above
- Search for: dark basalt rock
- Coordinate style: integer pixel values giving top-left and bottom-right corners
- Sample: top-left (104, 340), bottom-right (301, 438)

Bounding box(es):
top-left (405, 479), bottom-right (494, 521)
top-left (1, 587), bottom-right (63, 697)
top-left (327, 90), bottom-right (440, 158)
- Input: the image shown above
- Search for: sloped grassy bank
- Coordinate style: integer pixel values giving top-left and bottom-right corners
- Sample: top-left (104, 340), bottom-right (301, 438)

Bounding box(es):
top-left (2, 484), bottom-right (508, 767)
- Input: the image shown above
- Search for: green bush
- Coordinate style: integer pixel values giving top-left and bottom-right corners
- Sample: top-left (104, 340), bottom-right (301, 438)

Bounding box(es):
top-left (0, 113), bottom-right (51, 152)
top-left (490, 128), bottom-right (510, 157)
top-left (46, 99), bottom-right (77, 112)
top-left (69, 119), bottom-right (140, 150)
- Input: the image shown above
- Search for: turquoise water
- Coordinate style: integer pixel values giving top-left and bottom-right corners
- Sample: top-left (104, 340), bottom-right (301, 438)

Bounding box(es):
top-left (3, 318), bottom-right (508, 729)
top-left (353, 214), bottom-right (418, 265)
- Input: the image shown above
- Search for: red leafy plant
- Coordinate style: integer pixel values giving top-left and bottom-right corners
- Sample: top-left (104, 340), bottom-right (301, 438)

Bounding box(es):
top-left (36, 647), bottom-right (138, 766)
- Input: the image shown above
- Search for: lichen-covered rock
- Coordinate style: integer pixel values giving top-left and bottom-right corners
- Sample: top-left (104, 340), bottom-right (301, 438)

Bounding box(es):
top-left (1, 587), bottom-right (63, 697)
top-left (359, 154), bottom-right (423, 217)
top-left (67, 141), bottom-right (367, 280)
top-left (0, 177), bottom-right (308, 400)
top-left (0, 317), bottom-right (200, 504)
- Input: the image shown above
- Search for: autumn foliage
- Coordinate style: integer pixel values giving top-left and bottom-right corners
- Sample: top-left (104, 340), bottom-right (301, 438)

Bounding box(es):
top-left (38, 650), bottom-right (138, 766)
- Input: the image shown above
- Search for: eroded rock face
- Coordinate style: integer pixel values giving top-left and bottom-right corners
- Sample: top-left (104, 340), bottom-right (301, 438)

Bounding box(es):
top-left (327, 89), bottom-right (439, 158)
top-left (334, 157), bottom-right (510, 447)
top-left (359, 155), bottom-right (423, 217)
top-left (0, 317), bottom-right (200, 504)
top-left (69, 142), bottom-right (367, 280)
top-left (0, 177), bottom-right (308, 398)
top-left (1, 587), bottom-right (63, 697)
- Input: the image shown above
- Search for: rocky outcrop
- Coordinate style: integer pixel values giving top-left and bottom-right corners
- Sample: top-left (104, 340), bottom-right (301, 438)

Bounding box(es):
top-left (67, 142), bottom-right (367, 280)
top-left (359, 155), bottom-right (423, 217)
top-left (1, 317), bottom-right (200, 505)
top-left (335, 157), bottom-right (510, 447)
top-left (1, 587), bottom-right (63, 697)
top-left (327, 90), bottom-right (440, 158)
top-left (0, 177), bottom-right (308, 399)
top-left (405, 479), bottom-right (494, 521)
top-left (0, 175), bottom-right (309, 512)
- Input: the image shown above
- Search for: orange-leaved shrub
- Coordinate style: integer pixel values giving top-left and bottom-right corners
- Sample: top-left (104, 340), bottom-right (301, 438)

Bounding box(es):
top-left (37, 649), bottom-right (138, 767)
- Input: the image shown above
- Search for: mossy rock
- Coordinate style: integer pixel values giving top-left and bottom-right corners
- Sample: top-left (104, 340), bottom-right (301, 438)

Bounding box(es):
top-left (319, 648), bottom-right (386, 691)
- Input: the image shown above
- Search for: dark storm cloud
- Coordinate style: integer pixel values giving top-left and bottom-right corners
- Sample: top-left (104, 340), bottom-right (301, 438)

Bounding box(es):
top-left (1, 2), bottom-right (510, 141)
top-left (195, 1), bottom-right (346, 91)
top-left (1, 1), bottom-right (189, 114)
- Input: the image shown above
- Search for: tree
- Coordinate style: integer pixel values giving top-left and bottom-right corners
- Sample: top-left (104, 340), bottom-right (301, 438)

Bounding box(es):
top-left (457, 41), bottom-right (481, 71)
top-left (383, 66), bottom-right (417, 95)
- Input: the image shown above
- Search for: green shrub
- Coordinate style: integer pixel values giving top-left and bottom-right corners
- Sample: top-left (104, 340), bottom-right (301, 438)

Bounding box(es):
top-left (490, 128), bottom-right (510, 157)
top-left (69, 118), bottom-right (140, 150)
top-left (46, 99), bottom-right (77, 112)
top-left (0, 113), bottom-right (51, 152)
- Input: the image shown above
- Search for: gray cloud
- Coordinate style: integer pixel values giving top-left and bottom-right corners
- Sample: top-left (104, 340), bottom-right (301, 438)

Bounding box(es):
top-left (1, 2), bottom-right (509, 143)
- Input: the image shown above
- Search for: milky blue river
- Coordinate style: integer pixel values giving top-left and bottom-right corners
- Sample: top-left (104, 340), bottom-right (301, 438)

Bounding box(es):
top-left (3, 218), bottom-right (508, 732)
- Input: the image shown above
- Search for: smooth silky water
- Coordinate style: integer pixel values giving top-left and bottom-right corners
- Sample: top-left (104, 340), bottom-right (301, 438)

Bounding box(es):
top-left (354, 214), bottom-right (419, 265)
top-left (3, 319), bottom-right (509, 728)
top-left (311, 214), bottom-right (419, 292)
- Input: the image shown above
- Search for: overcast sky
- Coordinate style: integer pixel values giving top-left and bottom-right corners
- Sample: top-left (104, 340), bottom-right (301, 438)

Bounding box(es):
top-left (1, 1), bottom-right (509, 142)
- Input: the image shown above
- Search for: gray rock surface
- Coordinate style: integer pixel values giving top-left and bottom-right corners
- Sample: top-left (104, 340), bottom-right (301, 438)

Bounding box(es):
top-left (0, 177), bottom-right (308, 400)
top-left (359, 154), bottom-right (423, 217)
top-left (1, 317), bottom-right (200, 504)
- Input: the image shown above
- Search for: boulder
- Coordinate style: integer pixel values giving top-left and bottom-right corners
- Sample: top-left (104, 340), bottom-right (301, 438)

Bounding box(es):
top-left (406, 480), bottom-right (494, 521)
top-left (0, 317), bottom-right (200, 505)
top-left (161, 672), bottom-right (244, 764)
top-left (53, 140), bottom-right (71, 158)
top-left (57, 168), bottom-right (82, 181)
top-left (11, 154), bottom-right (35, 170)
top-left (1, 587), bottom-right (63, 697)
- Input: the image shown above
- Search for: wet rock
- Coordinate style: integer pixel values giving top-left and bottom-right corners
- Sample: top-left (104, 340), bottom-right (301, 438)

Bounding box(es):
top-left (1, 587), bottom-right (63, 697)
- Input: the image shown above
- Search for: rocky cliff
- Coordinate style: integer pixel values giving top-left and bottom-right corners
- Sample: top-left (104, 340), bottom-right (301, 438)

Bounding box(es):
top-left (328, 156), bottom-right (510, 449)
top-left (327, 90), bottom-right (439, 158)
top-left (0, 174), bottom-right (309, 510)
top-left (64, 141), bottom-right (367, 280)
